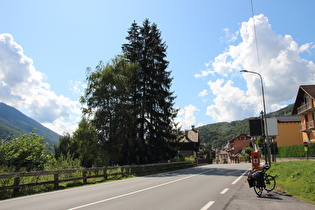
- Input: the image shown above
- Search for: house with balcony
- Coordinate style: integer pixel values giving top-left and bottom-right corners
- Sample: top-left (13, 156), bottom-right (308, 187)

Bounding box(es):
top-left (292, 85), bottom-right (315, 143)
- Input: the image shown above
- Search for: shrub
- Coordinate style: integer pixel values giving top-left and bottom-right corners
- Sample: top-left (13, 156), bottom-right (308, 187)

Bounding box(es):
top-left (277, 143), bottom-right (315, 157)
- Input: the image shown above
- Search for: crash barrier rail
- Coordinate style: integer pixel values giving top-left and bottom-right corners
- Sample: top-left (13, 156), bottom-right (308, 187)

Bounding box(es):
top-left (0, 161), bottom-right (196, 195)
top-left (247, 165), bottom-right (276, 196)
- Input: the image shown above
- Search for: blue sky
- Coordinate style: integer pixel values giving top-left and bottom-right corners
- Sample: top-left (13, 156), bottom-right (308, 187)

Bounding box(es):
top-left (1, 0), bottom-right (315, 134)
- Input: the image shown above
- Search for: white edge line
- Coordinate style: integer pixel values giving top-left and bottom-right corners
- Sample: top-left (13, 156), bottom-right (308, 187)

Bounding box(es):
top-left (232, 170), bottom-right (247, 185)
top-left (200, 201), bottom-right (215, 210)
top-left (68, 169), bottom-right (213, 210)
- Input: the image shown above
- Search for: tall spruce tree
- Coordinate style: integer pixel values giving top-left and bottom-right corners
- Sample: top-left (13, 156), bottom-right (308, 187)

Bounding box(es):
top-left (123, 19), bottom-right (178, 163)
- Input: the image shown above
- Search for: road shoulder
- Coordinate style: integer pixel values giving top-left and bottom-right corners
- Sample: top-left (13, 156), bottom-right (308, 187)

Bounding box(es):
top-left (220, 176), bottom-right (315, 210)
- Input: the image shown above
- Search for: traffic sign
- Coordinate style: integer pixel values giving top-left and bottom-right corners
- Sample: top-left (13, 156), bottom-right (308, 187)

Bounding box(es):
top-left (303, 141), bottom-right (308, 147)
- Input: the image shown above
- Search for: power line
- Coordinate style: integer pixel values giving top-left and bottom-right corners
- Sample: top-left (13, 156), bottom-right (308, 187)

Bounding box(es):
top-left (250, 0), bottom-right (261, 71)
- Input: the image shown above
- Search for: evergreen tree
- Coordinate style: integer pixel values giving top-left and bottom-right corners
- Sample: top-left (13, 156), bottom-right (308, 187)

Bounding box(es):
top-left (123, 19), bottom-right (178, 163)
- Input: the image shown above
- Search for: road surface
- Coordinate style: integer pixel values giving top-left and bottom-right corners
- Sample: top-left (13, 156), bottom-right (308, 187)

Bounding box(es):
top-left (4, 163), bottom-right (313, 210)
top-left (0, 163), bottom-right (249, 210)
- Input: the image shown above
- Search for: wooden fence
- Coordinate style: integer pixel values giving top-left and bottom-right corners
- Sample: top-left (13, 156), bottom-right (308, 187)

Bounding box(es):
top-left (0, 161), bottom-right (196, 195)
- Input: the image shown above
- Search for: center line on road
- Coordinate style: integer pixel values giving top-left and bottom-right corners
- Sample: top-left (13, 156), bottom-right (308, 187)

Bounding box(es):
top-left (220, 188), bottom-right (229, 194)
top-left (68, 169), bottom-right (213, 210)
top-left (200, 201), bottom-right (214, 210)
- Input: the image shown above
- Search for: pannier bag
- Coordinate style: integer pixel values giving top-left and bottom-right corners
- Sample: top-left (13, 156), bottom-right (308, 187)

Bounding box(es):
top-left (247, 171), bottom-right (254, 188)
top-left (252, 171), bottom-right (265, 188)
top-left (247, 170), bottom-right (265, 188)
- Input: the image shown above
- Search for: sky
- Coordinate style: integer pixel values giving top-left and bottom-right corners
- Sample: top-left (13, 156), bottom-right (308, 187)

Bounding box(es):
top-left (1, 0), bottom-right (315, 135)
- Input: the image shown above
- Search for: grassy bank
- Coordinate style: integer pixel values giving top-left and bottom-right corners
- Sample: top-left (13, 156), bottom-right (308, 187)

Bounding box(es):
top-left (268, 161), bottom-right (315, 204)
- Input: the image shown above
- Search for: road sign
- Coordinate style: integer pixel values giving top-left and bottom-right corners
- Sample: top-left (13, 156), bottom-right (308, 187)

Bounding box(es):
top-left (303, 141), bottom-right (308, 147)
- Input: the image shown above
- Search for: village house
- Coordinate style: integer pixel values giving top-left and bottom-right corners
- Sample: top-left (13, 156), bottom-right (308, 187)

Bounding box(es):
top-left (178, 126), bottom-right (199, 157)
top-left (292, 85), bottom-right (315, 143)
top-left (226, 134), bottom-right (252, 163)
top-left (216, 147), bottom-right (228, 164)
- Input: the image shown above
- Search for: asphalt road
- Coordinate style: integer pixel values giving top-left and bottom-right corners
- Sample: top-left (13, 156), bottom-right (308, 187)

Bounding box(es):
top-left (1, 163), bottom-right (313, 210)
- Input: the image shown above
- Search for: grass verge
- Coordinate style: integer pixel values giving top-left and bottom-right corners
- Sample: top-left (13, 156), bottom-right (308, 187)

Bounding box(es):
top-left (268, 160), bottom-right (315, 205)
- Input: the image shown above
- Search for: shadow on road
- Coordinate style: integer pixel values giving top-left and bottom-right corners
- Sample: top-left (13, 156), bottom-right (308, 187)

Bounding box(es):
top-left (144, 164), bottom-right (249, 178)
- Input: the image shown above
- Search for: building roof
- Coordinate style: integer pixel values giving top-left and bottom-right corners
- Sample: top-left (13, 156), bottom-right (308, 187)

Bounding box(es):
top-left (179, 130), bottom-right (199, 143)
top-left (228, 133), bottom-right (250, 142)
top-left (292, 85), bottom-right (315, 114)
top-left (276, 115), bottom-right (300, 123)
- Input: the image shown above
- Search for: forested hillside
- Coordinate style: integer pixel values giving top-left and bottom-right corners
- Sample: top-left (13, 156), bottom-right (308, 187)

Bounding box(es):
top-left (0, 102), bottom-right (60, 146)
top-left (197, 104), bottom-right (295, 148)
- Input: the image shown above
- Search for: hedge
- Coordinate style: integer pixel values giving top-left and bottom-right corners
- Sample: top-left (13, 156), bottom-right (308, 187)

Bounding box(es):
top-left (277, 143), bottom-right (315, 157)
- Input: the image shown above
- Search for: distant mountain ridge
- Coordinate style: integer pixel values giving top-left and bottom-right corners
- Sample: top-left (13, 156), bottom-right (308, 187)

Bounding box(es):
top-left (0, 102), bottom-right (60, 146)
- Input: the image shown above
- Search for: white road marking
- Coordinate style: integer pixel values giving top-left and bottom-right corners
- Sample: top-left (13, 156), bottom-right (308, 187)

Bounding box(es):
top-left (68, 169), bottom-right (213, 210)
top-left (200, 201), bottom-right (215, 210)
top-left (220, 188), bottom-right (229, 194)
top-left (232, 171), bottom-right (247, 184)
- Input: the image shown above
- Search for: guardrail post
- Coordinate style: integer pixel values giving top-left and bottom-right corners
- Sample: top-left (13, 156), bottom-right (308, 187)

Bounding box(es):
top-left (54, 173), bottom-right (59, 189)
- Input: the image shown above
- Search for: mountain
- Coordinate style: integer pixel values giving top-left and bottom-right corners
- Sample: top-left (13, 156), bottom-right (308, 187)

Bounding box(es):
top-left (0, 102), bottom-right (60, 146)
top-left (196, 104), bottom-right (295, 148)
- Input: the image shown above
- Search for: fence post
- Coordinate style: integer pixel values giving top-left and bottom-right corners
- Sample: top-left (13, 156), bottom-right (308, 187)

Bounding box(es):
top-left (54, 173), bottom-right (59, 189)
top-left (82, 171), bottom-right (87, 184)
top-left (13, 176), bottom-right (20, 195)
top-left (103, 167), bottom-right (107, 180)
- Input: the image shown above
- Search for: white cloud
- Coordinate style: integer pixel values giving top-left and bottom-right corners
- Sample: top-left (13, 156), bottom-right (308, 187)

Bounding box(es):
top-left (176, 105), bottom-right (199, 130)
top-left (0, 33), bottom-right (80, 134)
top-left (299, 42), bottom-right (314, 54)
top-left (200, 14), bottom-right (315, 122)
top-left (221, 28), bottom-right (239, 44)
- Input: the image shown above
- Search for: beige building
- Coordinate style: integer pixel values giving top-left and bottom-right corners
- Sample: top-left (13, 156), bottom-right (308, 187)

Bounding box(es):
top-left (274, 116), bottom-right (303, 147)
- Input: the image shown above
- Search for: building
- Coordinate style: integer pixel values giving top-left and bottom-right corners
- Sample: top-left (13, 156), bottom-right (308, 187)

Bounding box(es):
top-left (292, 85), bottom-right (315, 143)
top-left (274, 115), bottom-right (302, 147)
top-left (178, 126), bottom-right (199, 157)
top-left (226, 134), bottom-right (252, 163)
top-left (216, 147), bottom-right (229, 164)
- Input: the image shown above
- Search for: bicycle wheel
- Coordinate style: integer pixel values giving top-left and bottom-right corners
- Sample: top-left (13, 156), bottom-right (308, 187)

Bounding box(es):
top-left (264, 175), bottom-right (276, 192)
top-left (253, 180), bottom-right (264, 196)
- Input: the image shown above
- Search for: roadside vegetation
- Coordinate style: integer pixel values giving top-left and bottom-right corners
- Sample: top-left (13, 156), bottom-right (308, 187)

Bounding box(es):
top-left (268, 161), bottom-right (315, 205)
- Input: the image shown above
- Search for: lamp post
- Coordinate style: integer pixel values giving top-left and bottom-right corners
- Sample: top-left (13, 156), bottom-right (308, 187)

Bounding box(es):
top-left (240, 70), bottom-right (271, 165)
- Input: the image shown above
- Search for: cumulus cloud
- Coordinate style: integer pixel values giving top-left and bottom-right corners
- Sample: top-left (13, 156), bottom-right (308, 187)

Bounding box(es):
top-left (0, 33), bottom-right (80, 134)
top-left (199, 14), bottom-right (315, 122)
top-left (176, 105), bottom-right (199, 130)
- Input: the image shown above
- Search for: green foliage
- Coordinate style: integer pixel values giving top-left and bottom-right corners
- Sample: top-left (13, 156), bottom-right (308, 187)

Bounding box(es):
top-left (77, 19), bottom-right (178, 166)
top-left (277, 143), bottom-right (315, 157)
top-left (197, 119), bottom-right (250, 148)
top-left (48, 152), bottom-right (82, 170)
top-left (268, 161), bottom-right (315, 204)
top-left (0, 131), bottom-right (53, 171)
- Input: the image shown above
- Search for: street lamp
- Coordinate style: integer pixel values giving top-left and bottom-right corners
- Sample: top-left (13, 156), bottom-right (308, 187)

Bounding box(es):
top-left (240, 70), bottom-right (271, 165)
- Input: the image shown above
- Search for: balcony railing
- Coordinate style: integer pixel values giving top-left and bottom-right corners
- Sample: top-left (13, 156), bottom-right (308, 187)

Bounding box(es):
top-left (300, 123), bottom-right (307, 131)
top-left (300, 120), bottom-right (315, 131)
top-left (297, 103), bottom-right (313, 114)
top-left (308, 120), bottom-right (315, 129)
